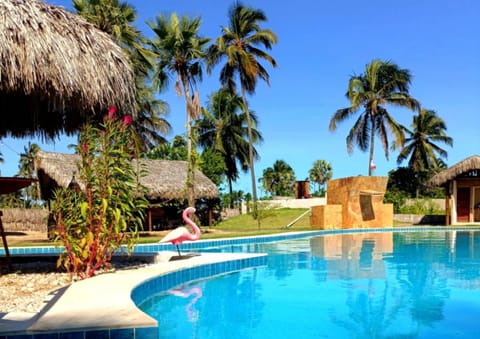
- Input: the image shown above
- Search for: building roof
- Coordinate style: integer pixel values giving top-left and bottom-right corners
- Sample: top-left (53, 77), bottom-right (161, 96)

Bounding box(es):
top-left (34, 150), bottom-right (218, 201)
top-left (430, 155), bottom-right (480, 186)
top-left (0, 0), bottom-right (135, 140)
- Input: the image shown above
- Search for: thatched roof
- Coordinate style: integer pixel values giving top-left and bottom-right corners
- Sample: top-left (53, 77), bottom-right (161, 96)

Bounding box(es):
top-left (430, 155), bottom-right (480, 186)
top-left (34, 150), bottom-right (219, 201)
top-left (0, 0), bottom-right (135, 139)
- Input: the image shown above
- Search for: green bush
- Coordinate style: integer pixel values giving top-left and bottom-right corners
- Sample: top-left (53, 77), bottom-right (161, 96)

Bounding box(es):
top-left (52, 108), bottom-right (148, 280)
top-left (398, 198), bottom-right (444, 215)
top-left (384, 189), bottom-right (407, 213)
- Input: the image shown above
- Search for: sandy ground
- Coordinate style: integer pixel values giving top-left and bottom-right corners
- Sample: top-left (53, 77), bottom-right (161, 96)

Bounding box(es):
top-left (3, 231), bottom-right (50, 246)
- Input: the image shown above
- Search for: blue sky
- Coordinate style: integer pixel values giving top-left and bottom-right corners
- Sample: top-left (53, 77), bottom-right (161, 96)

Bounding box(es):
top-left (1, 0), bottom-right (479, 196)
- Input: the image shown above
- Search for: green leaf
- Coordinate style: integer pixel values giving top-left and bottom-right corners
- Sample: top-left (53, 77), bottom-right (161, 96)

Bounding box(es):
top-left (80, 202), bottom-right (89, 219)
top-left (102, 198), bottom-right (108, 214)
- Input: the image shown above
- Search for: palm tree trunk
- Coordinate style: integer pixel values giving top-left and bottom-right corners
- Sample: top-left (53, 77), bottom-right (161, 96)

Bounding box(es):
top-left (241, 86), bottom-right (258, 218)
top-left (181, 76), bottom-right (195, 207)
top-left (228, 177), bottom-right (234, 209)
top-left (369, 113), bottom-right (376, 176)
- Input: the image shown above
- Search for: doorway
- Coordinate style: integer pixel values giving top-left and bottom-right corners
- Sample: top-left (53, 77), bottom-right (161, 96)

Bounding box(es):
top-left (474, 187), bottom-right (480, 222)
top-left (457, 187), bottom-right (470, 223)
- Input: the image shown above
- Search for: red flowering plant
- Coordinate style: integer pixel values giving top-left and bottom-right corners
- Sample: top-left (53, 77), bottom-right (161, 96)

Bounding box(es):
top-left (52, 107), bottom-right (148, 280)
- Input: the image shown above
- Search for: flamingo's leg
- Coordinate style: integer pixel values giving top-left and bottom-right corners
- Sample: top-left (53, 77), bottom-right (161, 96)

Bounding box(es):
top-left (175, 245), bottom-right (182, 257)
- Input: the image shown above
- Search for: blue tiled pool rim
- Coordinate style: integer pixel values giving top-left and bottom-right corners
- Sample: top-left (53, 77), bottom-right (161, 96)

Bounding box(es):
top-left (3, 226), bottom-right (480, 256)
top-left (131, 255), bottom-right (268, 307)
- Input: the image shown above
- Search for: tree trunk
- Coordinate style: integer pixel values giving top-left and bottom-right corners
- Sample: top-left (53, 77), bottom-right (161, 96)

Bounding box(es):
top-left (241, 86), bottom-right (258, 218)
top-left (228, 177), bottom-right (234, 209)
top-left (182, 75), bottom-right (195, 207)
top-left (368, 112), bottom-right (376, 176)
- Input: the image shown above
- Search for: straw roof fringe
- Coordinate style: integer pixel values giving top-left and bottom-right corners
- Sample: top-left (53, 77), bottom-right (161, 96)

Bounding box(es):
top-left (430, 155), bottom-right (480, 187)
top-left (0, 0), bottom-right (135, 139)
top-left (34, 150), bottom-right (218, 201)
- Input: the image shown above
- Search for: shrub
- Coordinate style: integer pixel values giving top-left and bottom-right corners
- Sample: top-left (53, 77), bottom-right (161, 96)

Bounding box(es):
top-left (384, 189), bottom-right (407, 213)
top-left (52, 108), bottom-right (148, 279)
top-left (399, 198), bottom-right (444, 215)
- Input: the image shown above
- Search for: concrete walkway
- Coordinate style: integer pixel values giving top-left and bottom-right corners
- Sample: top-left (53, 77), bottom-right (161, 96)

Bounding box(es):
top-left (0, 252), bottom-right (266, 336)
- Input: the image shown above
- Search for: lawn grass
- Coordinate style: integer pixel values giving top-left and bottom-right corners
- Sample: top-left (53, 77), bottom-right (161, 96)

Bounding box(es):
top-left (215, 207), bottom-right (312, 231)
top-left (136, 208), bottom-right (314, 243)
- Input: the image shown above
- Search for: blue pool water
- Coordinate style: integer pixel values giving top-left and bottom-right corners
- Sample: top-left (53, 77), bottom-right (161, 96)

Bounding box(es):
top-left (137, 231), bottom-right (480, 338)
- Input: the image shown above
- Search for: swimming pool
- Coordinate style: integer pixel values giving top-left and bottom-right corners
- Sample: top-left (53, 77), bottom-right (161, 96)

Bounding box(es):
top-left (137, 230), bottom-right (480, 338)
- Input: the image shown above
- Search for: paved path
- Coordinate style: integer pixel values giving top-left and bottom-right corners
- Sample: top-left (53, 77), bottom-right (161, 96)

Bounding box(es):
top-left (0, 252), bottom-right (266, 336)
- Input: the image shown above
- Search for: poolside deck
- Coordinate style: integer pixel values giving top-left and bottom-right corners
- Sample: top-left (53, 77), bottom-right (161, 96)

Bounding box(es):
top-left (0, 252), bottom-right (267, 337)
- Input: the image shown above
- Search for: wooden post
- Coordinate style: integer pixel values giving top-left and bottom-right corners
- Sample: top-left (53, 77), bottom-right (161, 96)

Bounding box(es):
top-left (0, 211), bottom-right (12, 271)
top-left (446, 182), bottom-right (452, 225)
top-left (445, 194), bottom-right (451, 225)
top-left (148, 209), bottom-right (152, 232)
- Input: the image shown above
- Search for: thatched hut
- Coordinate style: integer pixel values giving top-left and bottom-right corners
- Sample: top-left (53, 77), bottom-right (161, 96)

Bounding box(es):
top-left (0, 0), bottom-right (135, 140)
top-left (34, 151), bottom-right (219, 230)
top-left (430, 155), bottom-right (480, 225)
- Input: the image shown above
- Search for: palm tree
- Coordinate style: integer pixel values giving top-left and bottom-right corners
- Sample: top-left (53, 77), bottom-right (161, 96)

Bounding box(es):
top-left (132, 88), bottom-right (171, 153)
top-left (397, 109), bottom-right (453, 172)
top-left (74, 0), bottom-right (139, 49)
top-left (196, 88), bottom-right (262, 207)
top-left (16, 142), bottom-right (40, 206)
top-left (147, 135), bottom-right (188, 161)
top-left (73, 0), bottom-right (152, 87)
top-left (329, 59), bottom-right (420, 175)
top-left (18, 142), bottom-right (39, 177)
top-left (74, 0), bottom-right (171, 153)
top-left (207, 2), bottom-right (278, 217)
top-left (396, 109), bottom-right (453, 196)
top-left (260, 160), bottom-right (296, 197)
top-left (148, 13), bottom-right (210, 206)
top-left (0, 190), bottom-right (23, 208)
top-left (309, 160), bottom-right (333, 195)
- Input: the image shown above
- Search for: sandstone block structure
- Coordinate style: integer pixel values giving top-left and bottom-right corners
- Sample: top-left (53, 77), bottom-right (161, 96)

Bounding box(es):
top-left (310, 176), bottom-right (393, 229)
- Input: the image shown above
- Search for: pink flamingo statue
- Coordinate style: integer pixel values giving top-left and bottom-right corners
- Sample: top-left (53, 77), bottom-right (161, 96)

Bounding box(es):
top-left (159, 207), bottom-right (201, 259)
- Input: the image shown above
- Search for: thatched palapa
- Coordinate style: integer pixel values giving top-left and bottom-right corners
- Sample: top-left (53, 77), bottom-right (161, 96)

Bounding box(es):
top-left (430, 155), bottom-right (480, 187)
top-left (34, 151), bottom-right (218, 201)
top-left (0, 0), bottom-right (135, 139)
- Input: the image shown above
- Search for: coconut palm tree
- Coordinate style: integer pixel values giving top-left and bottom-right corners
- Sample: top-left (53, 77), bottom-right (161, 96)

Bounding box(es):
top-left (309, 160), bottom-right (333, 195)
top-left (207, 2), bottom-right (278, 217)
top-left (148, 13), bottom-right (210, 206)
top-left (17, 142), bottom-right (40, 206)
top-left (196, 88), bottom-right (262, 207)
top-left (74, 0), bottom-right (138, 48)
top-left (396, 109), bottom-right (452, 196)
top-left (132, 88), bottom-right (171, 153)
top-left (397, 109), bottom-right (453, 172)
top-left (73, 0), bottom-right (152, 86)
top-left (329, 59), bottom-right (420, 175)
top-left (18, 142), bottom-right (39, 177)
top-left (260, 160), bottom-right (296, 197)
top-left (147, 135), bottom-right (188, 161)
top-left (73, 0), bottom-right (171, 153)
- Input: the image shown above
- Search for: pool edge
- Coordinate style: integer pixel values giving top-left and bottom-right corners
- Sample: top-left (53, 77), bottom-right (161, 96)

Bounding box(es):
top-left (0, 252), bottom-right (266, 338)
